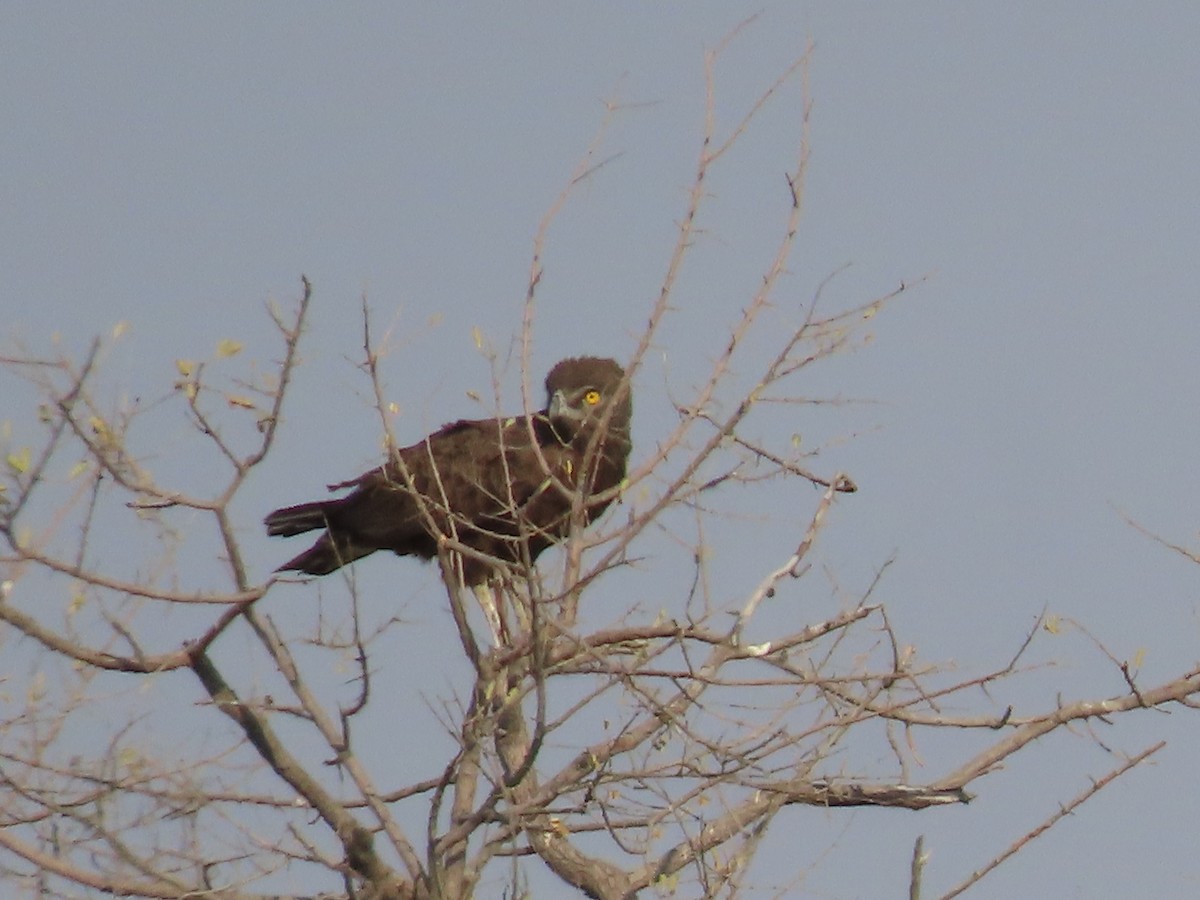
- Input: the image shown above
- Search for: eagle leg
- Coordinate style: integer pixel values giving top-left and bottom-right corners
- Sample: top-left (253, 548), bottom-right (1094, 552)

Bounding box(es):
top-left (472, 582), bottom-right (504, 647)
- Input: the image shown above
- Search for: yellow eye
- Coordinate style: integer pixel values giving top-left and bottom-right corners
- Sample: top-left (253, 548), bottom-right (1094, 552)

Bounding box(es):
top-left (584, 390), bottom-right (602, 406)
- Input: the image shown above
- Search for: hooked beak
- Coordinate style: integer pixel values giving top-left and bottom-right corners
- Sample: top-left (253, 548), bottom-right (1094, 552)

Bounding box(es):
top-left (548, 389), bottom-right (582, 422)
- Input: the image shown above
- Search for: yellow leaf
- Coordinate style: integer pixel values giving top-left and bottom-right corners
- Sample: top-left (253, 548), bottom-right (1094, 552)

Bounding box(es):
top-left (1131, 647), bottom-right (1146, 669)
top-left (6, 447), bottom-right (31, 474)
top-left (68, 585), bottom-right (86, 615)
top-left (216, 338), bottom-right (242, 358)
top-left (471, 326), bottom-right (484, 350)
top-left (175, 359), bottom-right (195, 378)
top-left (27, 671), bottom-right (46, 704)
top-left (226, 395), bottom-right (256, 410)
top-left (1043, 615), bottom-right (1061, 635)
top-left (67, 460), bottom-right (88, 480)
top-left (112, 320), bottom-right (130, 339)
top-left (387, 402), bottom-right (399, 415)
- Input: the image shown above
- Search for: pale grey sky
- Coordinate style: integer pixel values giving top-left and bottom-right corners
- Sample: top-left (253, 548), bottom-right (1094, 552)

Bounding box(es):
top-left (4, 5), bottom-right (1200, 897)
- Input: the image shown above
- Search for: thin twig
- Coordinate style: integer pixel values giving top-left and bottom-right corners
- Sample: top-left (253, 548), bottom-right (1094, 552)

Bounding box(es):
top-left (938, 742), bottom-right (1166, 899)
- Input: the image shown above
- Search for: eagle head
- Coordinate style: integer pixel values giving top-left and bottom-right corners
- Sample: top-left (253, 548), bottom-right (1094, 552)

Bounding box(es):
top-left (544, 356), bottom-right (630, 445)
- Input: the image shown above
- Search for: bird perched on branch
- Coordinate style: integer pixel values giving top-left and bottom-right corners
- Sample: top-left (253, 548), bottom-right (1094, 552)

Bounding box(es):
top-left (265, 357), bottom-right (632, 586)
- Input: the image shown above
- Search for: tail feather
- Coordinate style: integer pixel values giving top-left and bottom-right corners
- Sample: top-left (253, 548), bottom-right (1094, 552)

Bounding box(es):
top-left (264, 501), bottom-right (334, 537)
top-left (277, 533), bottom-right (374, 575)
top-left (267, 498), bottom-right (376, 575)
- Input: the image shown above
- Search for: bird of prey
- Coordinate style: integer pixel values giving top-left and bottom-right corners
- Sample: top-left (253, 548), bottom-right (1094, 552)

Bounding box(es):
top-left (264, 356), bottom-right (632, 587)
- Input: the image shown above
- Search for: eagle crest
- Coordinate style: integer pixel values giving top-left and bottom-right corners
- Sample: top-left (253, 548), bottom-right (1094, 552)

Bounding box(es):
top-left (265, 357), bottom-right (632, 585)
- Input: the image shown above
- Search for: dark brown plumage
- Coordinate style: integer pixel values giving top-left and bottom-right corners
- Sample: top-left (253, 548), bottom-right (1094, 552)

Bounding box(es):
top-left (265, 357), bottom-right (632, 585)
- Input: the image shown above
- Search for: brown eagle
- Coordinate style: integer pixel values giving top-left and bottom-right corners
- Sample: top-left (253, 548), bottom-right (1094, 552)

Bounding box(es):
top-left (265, 356), bottom-right (632, 585)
